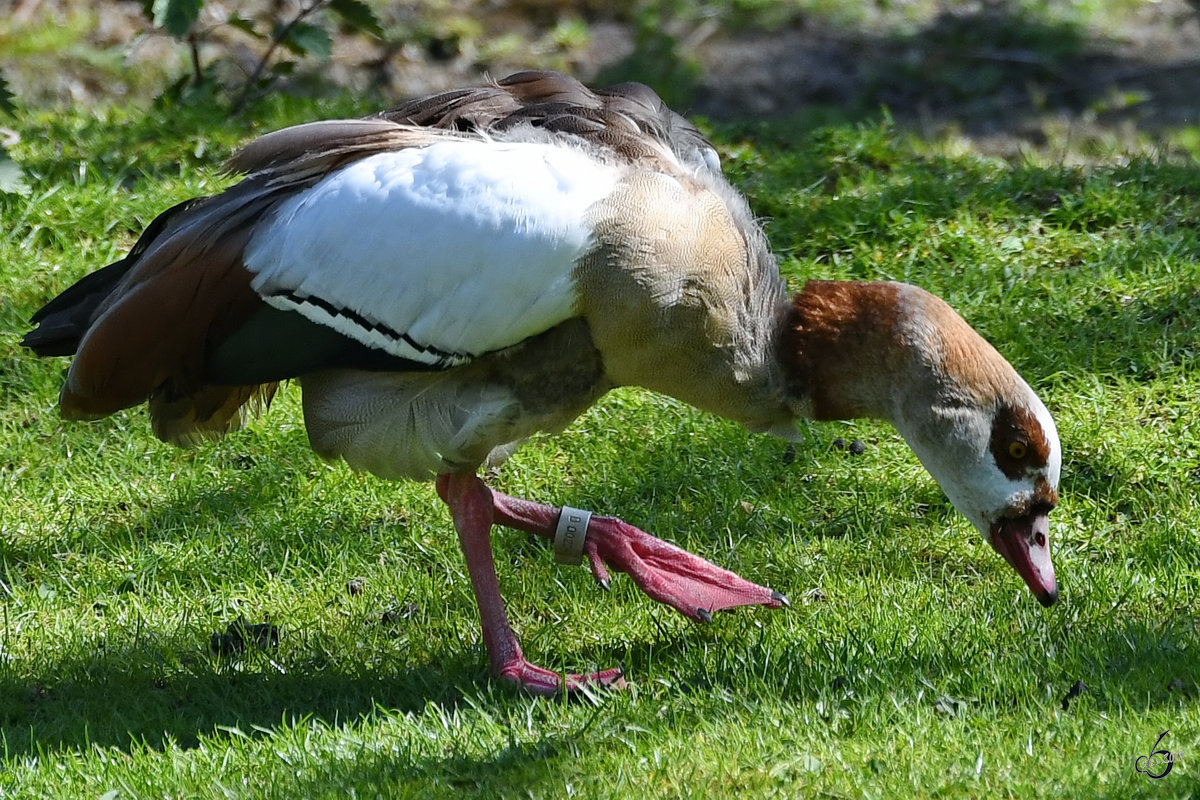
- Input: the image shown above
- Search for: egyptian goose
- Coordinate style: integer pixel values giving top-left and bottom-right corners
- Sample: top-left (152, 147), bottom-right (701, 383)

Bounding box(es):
top-left (23, 70), bottom-right (1060, 695)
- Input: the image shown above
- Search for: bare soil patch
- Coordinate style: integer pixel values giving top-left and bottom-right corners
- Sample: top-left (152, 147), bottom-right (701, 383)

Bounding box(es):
top-left (5, 0), bottom-right (1200, 156)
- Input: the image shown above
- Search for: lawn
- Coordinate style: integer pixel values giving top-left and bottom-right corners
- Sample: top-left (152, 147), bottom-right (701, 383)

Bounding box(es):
top-left (2, 26), bottom-right (1200, 800)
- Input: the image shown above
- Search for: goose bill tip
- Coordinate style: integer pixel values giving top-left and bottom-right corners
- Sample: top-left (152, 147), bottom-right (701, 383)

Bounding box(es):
top-left (990, 512), bottom-right (1058, 606)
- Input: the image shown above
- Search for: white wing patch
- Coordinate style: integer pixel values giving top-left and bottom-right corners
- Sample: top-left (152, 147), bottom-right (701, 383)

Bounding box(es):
top-left (244, 139), bottom-right (621, 366)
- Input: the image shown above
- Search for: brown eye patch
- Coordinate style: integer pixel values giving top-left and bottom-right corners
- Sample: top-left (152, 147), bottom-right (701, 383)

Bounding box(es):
top-left (990, 403), bottom-right (1051, 479)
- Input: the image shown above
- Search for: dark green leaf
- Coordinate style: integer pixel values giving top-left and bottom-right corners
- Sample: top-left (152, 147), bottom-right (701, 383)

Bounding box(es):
top-left (151, 0), bottom-right (204, 39)
top-left (280, 22), bottom-right (333, 59)
top-left (0, 71), bottom-right (16, 116)
top-left (329, 0), bottom-right (384, 37)
top-left (226, 12), bottom-right (265, 40)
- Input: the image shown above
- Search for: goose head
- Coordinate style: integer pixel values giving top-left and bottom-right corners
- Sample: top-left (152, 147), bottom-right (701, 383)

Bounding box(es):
top-left (900, 378), bottom-right (1061, 607)
top-left (782, 280), bottom-right (1061, 605)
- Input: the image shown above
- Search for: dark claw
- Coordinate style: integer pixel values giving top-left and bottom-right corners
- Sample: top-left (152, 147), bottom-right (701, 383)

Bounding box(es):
top-left (595, 576), bottom-right (611, 592)
top-left (696, 607), bottom-right (714, 624)
top-left (771, 590), bottom-right (791, 608)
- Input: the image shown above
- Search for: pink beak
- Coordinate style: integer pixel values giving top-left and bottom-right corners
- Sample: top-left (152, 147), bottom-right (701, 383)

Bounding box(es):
top-left (990, 512), bottom-right (1058, 606)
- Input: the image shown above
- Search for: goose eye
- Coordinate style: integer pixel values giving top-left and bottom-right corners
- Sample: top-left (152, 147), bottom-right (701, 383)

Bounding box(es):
top-left (1008, 441), bottom-right (1028, 460)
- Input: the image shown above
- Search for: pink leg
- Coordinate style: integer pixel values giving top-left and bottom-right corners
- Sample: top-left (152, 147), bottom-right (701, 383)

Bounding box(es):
top-left (437, 472), bottom-right (625, 695)
top-left (439, 477), bottom-right (788, 625)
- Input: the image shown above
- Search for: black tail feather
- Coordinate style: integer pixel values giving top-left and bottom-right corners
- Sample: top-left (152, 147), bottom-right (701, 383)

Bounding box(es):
top-left (22, 197), bottom-right (208, 357)
top-left (21, 258), bottom-right (134, 356)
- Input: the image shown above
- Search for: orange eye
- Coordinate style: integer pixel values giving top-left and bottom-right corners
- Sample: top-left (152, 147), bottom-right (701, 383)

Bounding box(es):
top-left (1008, 441), bottom-right (1028, 460)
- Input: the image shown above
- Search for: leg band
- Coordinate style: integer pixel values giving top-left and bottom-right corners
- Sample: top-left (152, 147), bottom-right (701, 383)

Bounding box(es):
top-left (553, 505), bottom-right (592, 565)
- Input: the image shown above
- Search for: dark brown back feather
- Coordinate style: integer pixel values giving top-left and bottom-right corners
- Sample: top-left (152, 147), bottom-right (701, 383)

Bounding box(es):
top-left (374, 70), bottom-right (719, 173)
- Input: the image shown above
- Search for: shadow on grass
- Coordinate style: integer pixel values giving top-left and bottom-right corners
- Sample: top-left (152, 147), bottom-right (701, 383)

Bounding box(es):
top-left (689, 0), bottom-right (1200, 139)
top-left (0, 416), bottom-right (935, 760)
top-left (2, 419), bottom-right (1196, 766)
top-left (6, 606), bottom-right (1192, 797)
top-left (5, 593), bottom-right (1191, 724)
top-left (0, 644), bottom-right (476, 754)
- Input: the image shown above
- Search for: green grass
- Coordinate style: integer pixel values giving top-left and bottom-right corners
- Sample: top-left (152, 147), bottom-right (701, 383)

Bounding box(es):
top-left (2, 94), bottom-right (1199, 797)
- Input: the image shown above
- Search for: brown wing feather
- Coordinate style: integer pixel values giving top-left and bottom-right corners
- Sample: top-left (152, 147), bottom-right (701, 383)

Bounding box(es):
top-left (58, 186), bottom-right (271, 422)
top-left (45, 124), bottom-right (447, 444)
top-left (373, 87), bottom-right (521, 130)
top-left (225, 119), bottom-right (439, 175)
top-left (372, 70), bottom-right (717, 172)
